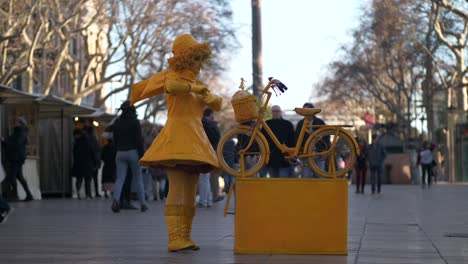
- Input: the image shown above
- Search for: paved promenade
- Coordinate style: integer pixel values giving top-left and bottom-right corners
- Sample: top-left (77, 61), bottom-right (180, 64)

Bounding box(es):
top-left (1, 184), bottom-right (468, 264)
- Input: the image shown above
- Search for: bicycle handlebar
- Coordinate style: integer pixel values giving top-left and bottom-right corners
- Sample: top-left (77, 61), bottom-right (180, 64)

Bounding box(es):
top-left (268, 77), bottom-right (288, 94)
top-left (258, 77), bottom-right (288, 110)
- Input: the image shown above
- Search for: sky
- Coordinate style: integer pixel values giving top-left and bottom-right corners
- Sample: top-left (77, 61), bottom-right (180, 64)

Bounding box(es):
top-left (128, 0), bottom-right (364, 123)
top-left (225, 0), bottom-right (364, 112)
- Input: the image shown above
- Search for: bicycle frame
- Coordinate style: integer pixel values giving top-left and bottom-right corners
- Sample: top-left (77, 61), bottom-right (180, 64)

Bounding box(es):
top-left (240, 79), bottom-right (355, 161)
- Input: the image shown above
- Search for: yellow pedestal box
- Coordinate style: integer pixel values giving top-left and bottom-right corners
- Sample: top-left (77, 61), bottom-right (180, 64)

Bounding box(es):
top-left (234, 178), bottom-right (348, 254)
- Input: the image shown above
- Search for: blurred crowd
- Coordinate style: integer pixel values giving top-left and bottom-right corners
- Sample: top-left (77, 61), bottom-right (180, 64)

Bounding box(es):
top-left (0, 100), bottom-right (443, 222)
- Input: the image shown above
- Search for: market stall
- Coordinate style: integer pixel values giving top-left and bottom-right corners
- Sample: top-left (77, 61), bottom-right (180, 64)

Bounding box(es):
top-left (0, 85), bottom-right (96, 198)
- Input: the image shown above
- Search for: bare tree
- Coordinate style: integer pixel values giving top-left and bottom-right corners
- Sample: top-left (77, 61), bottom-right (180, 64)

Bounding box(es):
top-left (314, 0), bottom-right (468, 141)
top-left (0, 0), bottom-right (238, 111)
top-left (315, 0), bottom-right (429, 139)
top-left (89, 0), bottom-right (238, 111)
top-left (0, 1), bottom-right (39, 90)
top-left (0, 0), bottom-right (106, 99)
top-left (431, 0), bottom-right (467, 110)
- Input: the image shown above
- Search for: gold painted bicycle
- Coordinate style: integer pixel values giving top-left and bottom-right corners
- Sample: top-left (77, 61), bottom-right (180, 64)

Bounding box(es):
top-left (217, 77), bottom-right (360, 179)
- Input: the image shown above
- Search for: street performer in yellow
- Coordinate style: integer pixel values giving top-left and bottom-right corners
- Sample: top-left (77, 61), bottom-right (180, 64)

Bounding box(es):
top-left (130, 34), bottom-right (222, 252)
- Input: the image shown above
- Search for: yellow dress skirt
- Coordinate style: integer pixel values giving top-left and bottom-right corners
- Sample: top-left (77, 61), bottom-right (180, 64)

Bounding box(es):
top-left (139, 92), bottom-right (220, 173)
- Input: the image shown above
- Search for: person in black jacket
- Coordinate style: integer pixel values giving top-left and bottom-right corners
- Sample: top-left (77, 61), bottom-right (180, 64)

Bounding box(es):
top-left (221, 137), bottom-right (235, 193)
top-left (84, 125), bottom-right (101, 198)
top-left (0, 195), bottom-right (12, 223)
top-left (100, 135), bottom-right (116, 199)
top-left (0, 150), bottom-right (12, 222)
top-left (1, 117), bottom-right (33, 201)
top-left (198, 108), bottom-right (222, 207)
top-left (295, 102), bottom-right (329, 178)
top-left (110, 101), bottom-right (148, 213)
top-left (102, 122), bottom-right (136, 208)
top-left (202, 108), bottom-right (224, 202)
top-left (262, 105), bottom-right (295, 178)
top-left (354, 136), bottom-right (368, 193)
top-left (72, 128), bottom-right (96, 199)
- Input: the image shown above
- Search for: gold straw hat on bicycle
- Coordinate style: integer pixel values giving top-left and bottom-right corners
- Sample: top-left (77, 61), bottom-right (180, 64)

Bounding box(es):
top-left (231, 78), bottom-right (258, 122)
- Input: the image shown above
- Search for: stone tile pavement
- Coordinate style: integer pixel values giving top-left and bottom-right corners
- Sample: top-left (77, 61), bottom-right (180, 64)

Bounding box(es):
top-left (0, 184), bottom-right (467, 263)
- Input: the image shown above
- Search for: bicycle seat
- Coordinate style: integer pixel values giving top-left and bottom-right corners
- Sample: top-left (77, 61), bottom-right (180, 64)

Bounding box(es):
top-left (294, 107), bottom-right (321, 116)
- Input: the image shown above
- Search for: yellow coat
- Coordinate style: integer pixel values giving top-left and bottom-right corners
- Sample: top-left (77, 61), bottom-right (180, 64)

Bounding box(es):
top-left (131, 69), bottom-right (222, 173)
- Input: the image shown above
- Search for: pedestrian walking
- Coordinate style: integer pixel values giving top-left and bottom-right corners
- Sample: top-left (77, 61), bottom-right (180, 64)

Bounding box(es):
top-left (221, 137), bottom-right (235, 194)
top-left (150, 168), bottom-right (167, 201)
top-left (1, 117), bottom-right (33, 201)
top-left (143, 126), bottom-right (168, 201)
top-left (197, 109), bottom-right (217, 208)
top-left (0, 196), bottom-right (12, 224)
top-left (142, 125), bottom-right (164, 201)
top-left (101, 135), bottom-right (116, 198)
top-left (119, 168), bottom-right (138, 210)
top-left (0, 150), bottom-right (12, 224)
top-left (72, 128), bottom-right (96, 199)
top-left (355, 136), bottom-right (368, 194)
top-left (366, 134), bottom-right (386, 194)
top-left (110, 101), bottom-right (147, 213)
top-left (84, 125), bottom-right (101, 198)
top-left (418, 141), bottom-right (434, 188)
top-left (263, 105), bottom-right (295, 178)
top-left (201, 108), bottom-right (222, 206)
top-left (295, 102), bottom-right (329, 178)
top-left (197, 172), bottom-right (212, 208)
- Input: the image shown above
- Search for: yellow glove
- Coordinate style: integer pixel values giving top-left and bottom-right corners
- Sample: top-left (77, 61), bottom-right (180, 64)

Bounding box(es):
top-left (204, 94), bottom-right (223, 111)
top-left (191, 84), bottom-right (208, 94)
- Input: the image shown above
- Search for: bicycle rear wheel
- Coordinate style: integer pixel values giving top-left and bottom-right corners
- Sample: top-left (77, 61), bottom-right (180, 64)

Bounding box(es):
top-left (217, 127), bottom-right (267, 178)
top-left (306, 128), bottom-right (357, 178)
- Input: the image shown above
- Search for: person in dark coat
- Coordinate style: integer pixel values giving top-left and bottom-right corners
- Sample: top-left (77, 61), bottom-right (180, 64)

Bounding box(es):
top-left (354, 136), bottom-right (368, 193)
top-left (366, 134), bottom-right (386, 194)
top-left (221, 137), bottom-right (235, 193)
top-left (0, 195), bottom-right (12, 223)
top-left (202, 108), bottom-right (223, 202)
top-left (0, 149), bottom-right (12, 223)
top-left (73, 128), bottom-right (97, 199)
top-left (143, 125), bottom-right (166, 201)
top-left (101, 136), bottom-right (116, 198)
top-left (418, 141), bottom-right (435, 188)
top-left (1, 117), bottom-right (33, 201)
top-left (295, 102), bottom-right (329, 178)
top-left (111, 100), bottom-right (147, 213)
top-left (262, 105), bottom-right (295, 178)
top-left (84, 125), bottom-right (101, 198)
top-left (105, 124), bottom-right (138, 209)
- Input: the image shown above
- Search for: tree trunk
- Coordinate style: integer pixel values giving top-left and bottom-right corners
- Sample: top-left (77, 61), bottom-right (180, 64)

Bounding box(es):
top-left (26, 67), bottom-right (33, 93)
top-left (456, 47), bottom-right (467, 111)
top-left (251, 0), bottom-right (263, 96)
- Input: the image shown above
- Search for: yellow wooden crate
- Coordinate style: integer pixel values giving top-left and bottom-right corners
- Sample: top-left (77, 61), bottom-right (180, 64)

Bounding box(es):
top-left (235, 178), bottom-right (348, 254)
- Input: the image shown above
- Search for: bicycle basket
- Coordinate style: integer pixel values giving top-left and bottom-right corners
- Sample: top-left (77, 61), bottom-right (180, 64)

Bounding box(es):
top-left (231, 90), bottom-right (257, 122)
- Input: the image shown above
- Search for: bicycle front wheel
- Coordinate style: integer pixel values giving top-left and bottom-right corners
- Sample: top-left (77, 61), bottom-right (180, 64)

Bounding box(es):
top-left (217, 127), bottom-right (267, 178)
top-left (305, 128), bottom-right (357, 178)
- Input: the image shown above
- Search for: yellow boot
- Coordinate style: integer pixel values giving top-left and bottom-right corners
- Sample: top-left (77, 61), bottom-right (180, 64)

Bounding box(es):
top-left (165, 205), bottom-right (195, 252)
top-left (180, 206), bottom-right (200, 250)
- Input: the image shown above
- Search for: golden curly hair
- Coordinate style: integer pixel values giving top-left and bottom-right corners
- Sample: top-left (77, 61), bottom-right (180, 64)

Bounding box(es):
top-left (168, 43), bottom-right (211, 71)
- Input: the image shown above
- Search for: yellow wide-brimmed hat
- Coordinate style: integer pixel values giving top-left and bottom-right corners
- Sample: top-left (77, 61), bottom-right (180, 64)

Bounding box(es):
top-left (173, 34), bottom-right (204, 55)
top-left (168, 34), bottom-right (211, 70)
